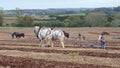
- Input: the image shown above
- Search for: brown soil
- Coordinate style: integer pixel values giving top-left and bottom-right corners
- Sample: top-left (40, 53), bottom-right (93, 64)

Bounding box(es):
top-left (0, 39), bottom-right (120, 50)
top-left (0, 55), bottom-right (114, 68)
top-left (0, 46), bottom-right (120, 58)
top-left (0, 27), bottom-right (120, 68)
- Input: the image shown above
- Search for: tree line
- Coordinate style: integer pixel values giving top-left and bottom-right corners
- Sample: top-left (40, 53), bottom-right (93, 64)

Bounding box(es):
top-left (34, 12), bottom-right (120, 27)
top-left (0, 6), bottom-right (120, 27)
top-left (1, 12), bottom-right (120, 27)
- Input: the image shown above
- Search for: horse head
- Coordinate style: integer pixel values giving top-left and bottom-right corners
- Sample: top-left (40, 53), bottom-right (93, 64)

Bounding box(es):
top-left (11, 32), bottom-right (19, 39)
top-left (11, 32), bottom-right (15, 39)
top-left (20, 33), bottom-right (25, 38)
top-left (34, 26), bottom-right (41, 38)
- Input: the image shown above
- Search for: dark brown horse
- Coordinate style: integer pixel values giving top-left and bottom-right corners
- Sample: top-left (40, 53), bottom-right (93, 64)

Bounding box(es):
top-left (11, 32), bottom-right (25, 39)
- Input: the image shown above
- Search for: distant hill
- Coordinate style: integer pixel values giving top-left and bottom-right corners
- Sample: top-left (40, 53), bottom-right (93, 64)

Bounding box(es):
top-left (1, 6), bottom-right (120, 27)
top-left (3, 6), bottom-right (120, 17)
top-left (3, 8), bottom-right (94, 17)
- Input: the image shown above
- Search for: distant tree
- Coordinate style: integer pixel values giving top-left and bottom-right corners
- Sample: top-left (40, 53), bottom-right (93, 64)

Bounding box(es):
top-left (107, 15), bottom-right (114, 22)
top-left (65, 10), bottom-right (76, 14)
top-left (16, 15), bottom-right (34, 27)
top-left (113, 6), bottom-right (120, 12)
top-left (111, 19), bottom-right (120, 27)
top-left (56, 16), bottom-right (68, 21)
top-left (0, 15), bottom-right (3, 26)
top-left (63, 19), bottom-right (71, 27)
top-left (49, 20), bottom-right (64, 27)
top-left (114, 13), bottom-right (120, 19)
top-left (94, 8), bottom-right (113, 14)
top-left (63, 16), bottom-right (84, 27)
top-left (0, 7), bottom-right (3, 26)
top-left (85, 12), bottom-right (107, 27)
top-left (16, 8), bottom-right (21, 18)
top-left (33, 20), bottom-right (64, 27)
top-left (104, 22), bottom-right (112, 27)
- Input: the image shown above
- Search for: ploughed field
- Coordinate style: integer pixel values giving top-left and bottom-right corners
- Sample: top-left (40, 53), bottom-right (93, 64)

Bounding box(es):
top-left (0, 27), bottom-right (120, 68)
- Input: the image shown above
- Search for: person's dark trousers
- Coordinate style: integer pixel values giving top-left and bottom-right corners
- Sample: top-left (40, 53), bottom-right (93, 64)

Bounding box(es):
top-left (101, 40), bottom-right (105, 49)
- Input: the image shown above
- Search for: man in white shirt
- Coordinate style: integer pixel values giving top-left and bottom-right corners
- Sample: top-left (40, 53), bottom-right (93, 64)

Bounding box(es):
top-left (98, 34), bottom-right (106, 49)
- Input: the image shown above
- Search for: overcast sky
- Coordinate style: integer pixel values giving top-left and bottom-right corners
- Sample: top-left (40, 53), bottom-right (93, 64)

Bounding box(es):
top-left (0, 0), bottom-right (120, 10)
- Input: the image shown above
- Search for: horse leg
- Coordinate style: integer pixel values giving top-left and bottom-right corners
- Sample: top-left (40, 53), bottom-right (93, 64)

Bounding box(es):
top-left (15, 35), bottom-right (17, 38)
top-left (47, 36), bottom-right (53, 47)
top-left (50, 40), bottom-right (54, 48)
top-left (60, 37), bottom-right (65, 48)
top-left (41, 38), bottom-right (46, 47)
top-left (39, 40), bottom-right (43, 47)
top-left (18, 36), bottom-right (20, 39)
top-left (41, 39), bottom-right (46, 47)
top-left (44, 37), bottom-right (49, 46)
top-left (37, 37), bottom-right (42, 47)
top-left (61, 41), bottom-right (65, 48)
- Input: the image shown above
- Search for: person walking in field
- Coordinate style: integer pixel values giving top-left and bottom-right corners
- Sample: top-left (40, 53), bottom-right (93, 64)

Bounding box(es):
top-left (78, 33), bottom-right (85, 41)
top-left (98, 34), bottom-right (106, 49)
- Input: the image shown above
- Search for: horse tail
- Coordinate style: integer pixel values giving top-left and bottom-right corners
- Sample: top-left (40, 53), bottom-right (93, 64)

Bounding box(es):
top-left (63, 31), bottom-right (69, 38)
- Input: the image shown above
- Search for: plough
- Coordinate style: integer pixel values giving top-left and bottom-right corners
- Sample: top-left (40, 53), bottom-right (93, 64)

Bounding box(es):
top-left (82, 42), bottom-right (98, 48)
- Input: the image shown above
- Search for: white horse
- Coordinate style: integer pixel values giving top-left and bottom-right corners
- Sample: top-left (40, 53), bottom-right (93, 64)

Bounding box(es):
top-left (51, 30), bottom-right (69, 48)
top-left (34, 26), bottom-right (69, 48)
top-left (34, 26), bottom-right (52, 47)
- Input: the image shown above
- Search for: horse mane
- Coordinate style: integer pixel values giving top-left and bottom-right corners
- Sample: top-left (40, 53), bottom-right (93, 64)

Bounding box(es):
top-left (37, 26), bottom-right (41, 38)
